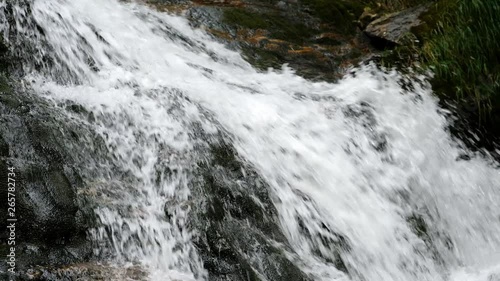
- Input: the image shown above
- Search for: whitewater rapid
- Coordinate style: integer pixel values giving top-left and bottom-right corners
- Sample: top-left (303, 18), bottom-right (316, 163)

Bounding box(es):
top-left (2, 0), bottom-right (500, 281)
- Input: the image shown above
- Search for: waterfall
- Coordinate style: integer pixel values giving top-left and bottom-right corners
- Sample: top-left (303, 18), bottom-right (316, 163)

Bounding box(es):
top-left (2, 0), bottom-right (500, 281)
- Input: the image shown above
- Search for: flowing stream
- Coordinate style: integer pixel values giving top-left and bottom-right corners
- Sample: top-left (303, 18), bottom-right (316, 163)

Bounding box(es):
top-left (1, 0), bottom-right (500, 281)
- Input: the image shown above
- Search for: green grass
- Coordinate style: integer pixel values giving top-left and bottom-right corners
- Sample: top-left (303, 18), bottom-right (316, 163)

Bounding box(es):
top-left (375, 0), bottom-right (499, 126)
top-left (422, 0), bottom-right (500, 118)
top-left (372, 0), bottom-right (426, 11)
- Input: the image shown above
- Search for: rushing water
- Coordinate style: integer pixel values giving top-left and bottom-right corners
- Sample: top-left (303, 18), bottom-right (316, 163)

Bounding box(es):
top-left (1, 0), bottom-right (500, 280)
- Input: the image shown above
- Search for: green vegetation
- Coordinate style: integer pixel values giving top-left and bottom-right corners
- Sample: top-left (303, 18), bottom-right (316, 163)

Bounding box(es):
top-left (365, 1), bottom-right (449, 71)
top-left (223, 8), bottom-right (315, 44)
top-left (223, 8), bottom-right (269, 30)
top-left (421, 0), bottom-right (500, 119)
top-left (374, 0), bottom-right (499, 129)
top-left (241, 46), bottom-right (287, 70)
top-left (0, 75), bottom-right (10, 94)
top-left (372, 0), bottom-right (426, 11)
top-left (301, 0), bottom-right (364, 34)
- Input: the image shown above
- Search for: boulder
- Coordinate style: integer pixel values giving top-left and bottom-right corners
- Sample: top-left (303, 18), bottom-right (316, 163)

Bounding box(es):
top-left (364, 4), bottom-right (430, 49)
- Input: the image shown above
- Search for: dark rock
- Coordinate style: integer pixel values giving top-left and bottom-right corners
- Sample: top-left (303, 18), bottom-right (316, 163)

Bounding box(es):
top-left (364, 4), bottom-right (430, 49)
top-left (0, 85), bottom-right (100, 276)
top-left (0, 134), bottom-right (8, 157)
top-left (191, 140), bottom-right (312, 281)
top-left (0, 95), bottom-right (80, 240)
top-left (313, 33), bottom-right (342, 45)
top-left (18, 262), bottom-right (147, 281)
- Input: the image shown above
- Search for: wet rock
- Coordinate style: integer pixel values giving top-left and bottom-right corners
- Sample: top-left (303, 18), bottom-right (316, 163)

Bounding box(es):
top-left (0, 92), bottom-right (81, 241)
top-left (2, 40), bottom-right (105, 260)
top-left (364, 4), bottom-right (430, 49)
top-left (162, 0), bottom-right (373, 81)
top-left (191, 140), bottom-right (311, 281)
top-left (19, 262), bottom-right (147, 281)
top-left (313, 33), bottom-right (342, 45)
top-left (0, 134), bottom-right (8, 157)
top-left (0, 82), bottom-right (101, 276)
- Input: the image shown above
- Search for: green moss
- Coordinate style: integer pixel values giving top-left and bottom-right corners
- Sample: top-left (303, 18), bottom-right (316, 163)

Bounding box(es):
top-left (267, 16), bottom-right (316, 44)
top-left (241, 46), bottom-right (287, 70)
top-left (223, 8), bottom-right (270, 30)
top-left (314, 36), bottom-right (342, 45)
top-left (0, 76), bottom-right (8, 93)
top-left (0, 75), bottom-right (11, 94)
top-left (301, 0), bottom-right (364, 34)
top-left (223, 8), bottom-right (316, 44)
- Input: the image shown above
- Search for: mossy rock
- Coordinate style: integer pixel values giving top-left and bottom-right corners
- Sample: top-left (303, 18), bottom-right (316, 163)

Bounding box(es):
top-left (300, 0), bottom-right (364, 34)
top-left (241, 46), bottom-right (288, 70)
top-left (223, 8), bottom-right (317, 44)
top-left (0, 75), bottom-right (12, 94)
top-left (223, 8), bottom-right (270, 29)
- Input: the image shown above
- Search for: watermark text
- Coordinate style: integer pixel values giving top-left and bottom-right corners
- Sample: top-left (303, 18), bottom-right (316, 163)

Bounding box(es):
top-left (6, 166), bottom-right (16, 278)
